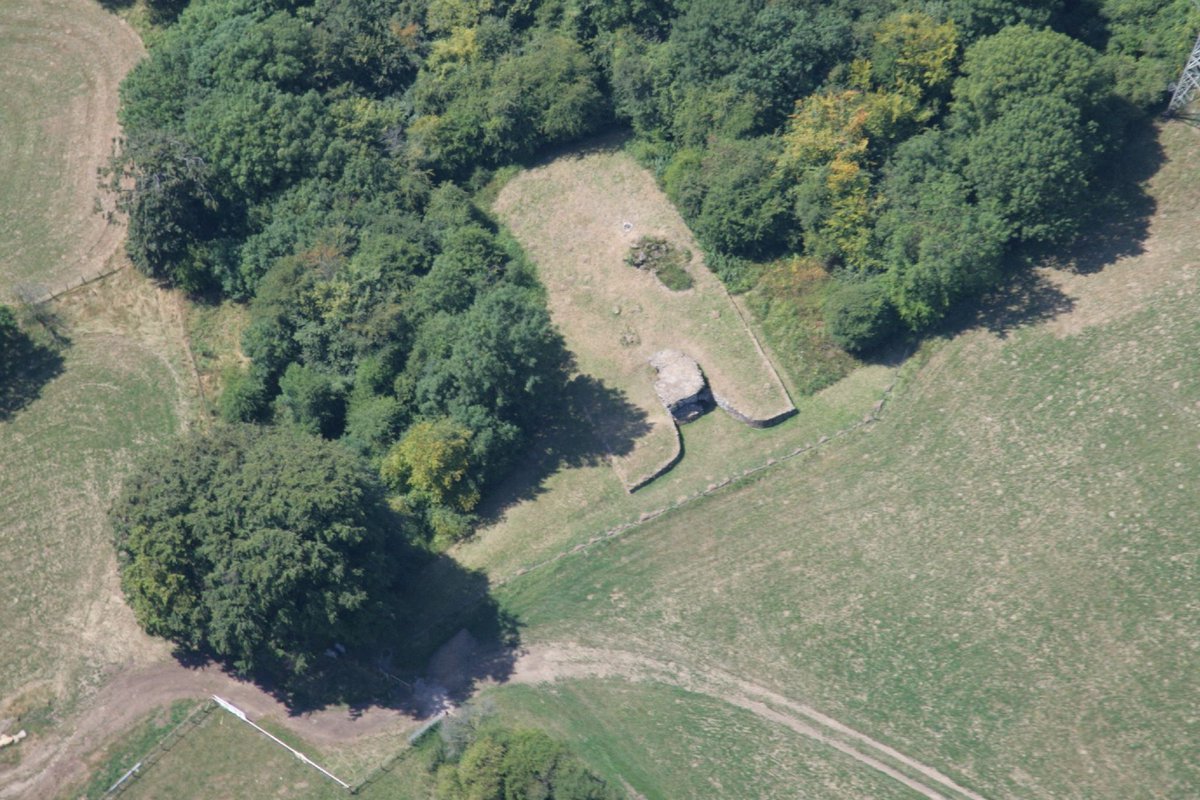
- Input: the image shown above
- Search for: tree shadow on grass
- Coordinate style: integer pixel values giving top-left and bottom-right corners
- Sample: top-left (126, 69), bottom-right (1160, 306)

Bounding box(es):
top-left (0, 309), bottom-right (67, 422)
top-left (170, 551), bottom-right (520, 718)
top-left (475, 373), bottom-right (653, 526)
top-left (518, 127), bottom-right (632, 172)
top-left (937, 119), bottom-right (1165, 340)
top-left (1051, 120), bottom-right (1165, 275)
top-left (940, 269), bottom-right (1078, 341)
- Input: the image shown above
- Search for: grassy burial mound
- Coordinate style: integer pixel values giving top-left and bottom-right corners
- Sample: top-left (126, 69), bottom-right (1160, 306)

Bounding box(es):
top-left (0, 0), bottom-right (142, 297)
top-left (494, 145), bottom-right (794, 488)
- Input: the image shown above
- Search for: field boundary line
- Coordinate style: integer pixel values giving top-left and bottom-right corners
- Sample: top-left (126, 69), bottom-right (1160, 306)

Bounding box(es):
top-left (347, 712), bottom-right (448, 795)
top-left (15, 262), bottom-right (129, 307)
top-left (18, 262), bottom-right (128, 306)
top-left (162, 290), bottom-right (210, 429)
top-left (100, 699), bottom-right (216, 798)
top-left (211, 695), bottom-right (352, 791)
top-left (718, 283), bottom-right (797, 417)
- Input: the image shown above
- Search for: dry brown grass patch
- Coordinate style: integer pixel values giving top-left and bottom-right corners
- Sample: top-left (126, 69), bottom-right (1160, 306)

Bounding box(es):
top-left (494, 144), bottom-right (794, 487)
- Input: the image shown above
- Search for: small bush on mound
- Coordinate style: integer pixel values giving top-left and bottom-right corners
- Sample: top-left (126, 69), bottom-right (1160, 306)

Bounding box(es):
top-left (823, 278), bottom-right (901, 354)
top-left (433, 712), bottom-right (622, 800)
top-left (626, 236), bottom-right (694, 291)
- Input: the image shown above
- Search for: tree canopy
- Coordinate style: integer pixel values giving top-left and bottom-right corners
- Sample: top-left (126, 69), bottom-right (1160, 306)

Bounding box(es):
top-left (434, 723), bottom-right (622, 800)
top-left (112, 0), bottom-right (1197, 499)
top-left (110, 424), bottom-right (407, 680)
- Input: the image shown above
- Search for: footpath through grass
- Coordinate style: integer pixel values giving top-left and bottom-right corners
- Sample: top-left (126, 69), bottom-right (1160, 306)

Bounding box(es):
top-left (483, 680), bottom-right (923, 800)
top-left (496, 124), bottom-right (1200, 799)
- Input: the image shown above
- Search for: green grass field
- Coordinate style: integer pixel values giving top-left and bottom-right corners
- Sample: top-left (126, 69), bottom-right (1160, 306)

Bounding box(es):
top-left (482, 680), bottom-right (927, 799)
top-left (454, 360), bottom-right (897, 581)
top-left (493, 125), bottom-right (1200, 798)
top-left (115, 708), bottom-right (442, 800)
top-left (0, 3), bottom-right (199, 790)
top-left (116, 710), bottom-right (350, 800)
top-left (119, 679), bottom-right (931, 800)
top-left (0, 270), bottom-right (200, 763)
top-left (0, 0), bottom-right (141, 297)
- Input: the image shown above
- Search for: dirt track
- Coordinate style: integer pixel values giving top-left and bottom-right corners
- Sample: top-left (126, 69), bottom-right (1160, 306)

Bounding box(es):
top-left (508, 643), bottom-right (989, 800)
top-left (0, 660), bottom-right (419, 800)
top-left (6, 639), bottom-right (992, 800)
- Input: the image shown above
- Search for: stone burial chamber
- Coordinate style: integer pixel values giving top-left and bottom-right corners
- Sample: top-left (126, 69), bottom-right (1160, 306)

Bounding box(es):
top-left (649, 349), bottom-right (713, 423)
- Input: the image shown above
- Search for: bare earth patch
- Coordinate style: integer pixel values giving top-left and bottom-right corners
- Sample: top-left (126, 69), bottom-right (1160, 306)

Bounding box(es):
top-left (494, 143), bottom-right (794, 488)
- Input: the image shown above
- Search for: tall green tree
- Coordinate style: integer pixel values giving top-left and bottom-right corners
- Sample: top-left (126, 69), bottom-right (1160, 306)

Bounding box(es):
top-left (111, 425), bottom-right (406, 680)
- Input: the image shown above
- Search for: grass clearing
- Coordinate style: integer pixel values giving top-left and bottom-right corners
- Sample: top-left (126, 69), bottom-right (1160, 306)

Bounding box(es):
top-left (0, 269), bottom-right (201, 774)
top-left (494, 124), bottom-right (1200, 799)
top-left (114, 707), bottom-right (443, 800)
top-left (744, 257), bottom-right (864, 397)
top-left (116, 710), bottom-right (349, 800)
top-left (484, 679), bottom-right (923, 800)
top-left (456, 359), bottom-right (896, 581)
top-left (494, 142), bottom-right (794, 487)
top-left (0, 0), bottom-right (188, 752)
top-left (0, 0), bottom-right (141, 297)
top-left (183, 298), bottom-right (250, 413)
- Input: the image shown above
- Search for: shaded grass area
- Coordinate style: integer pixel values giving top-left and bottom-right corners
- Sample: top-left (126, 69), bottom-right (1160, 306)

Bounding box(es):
top-left (494, 124), bottom-right (1200, 799)
top-left (0, 306), bottom-right (67, 421)
top-left (484, 680), bottom-right (923, 800)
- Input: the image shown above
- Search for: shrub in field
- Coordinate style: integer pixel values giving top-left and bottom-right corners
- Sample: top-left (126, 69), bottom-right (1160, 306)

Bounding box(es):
top-left (823, 277), bottom-right (900, 354)
top-left (434, 724), bottom-right (622, 800)
top-left (625, 236), bottom-right (694, 291)
top-left (216, 365), bottom-right (269, 423)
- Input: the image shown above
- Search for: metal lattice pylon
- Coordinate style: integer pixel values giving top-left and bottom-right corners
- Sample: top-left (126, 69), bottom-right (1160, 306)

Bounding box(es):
top-left (1168, 0), bottom-right (1200, 116)
top-left (1168, 30), bottom-right (1200, 116)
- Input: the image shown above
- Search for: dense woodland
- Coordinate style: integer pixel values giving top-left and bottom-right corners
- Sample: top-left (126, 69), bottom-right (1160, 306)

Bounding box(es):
top-left (106, 0), bottom-right (1195, 686)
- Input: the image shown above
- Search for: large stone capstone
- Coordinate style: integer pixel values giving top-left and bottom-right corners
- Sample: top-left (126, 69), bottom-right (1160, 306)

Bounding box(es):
top-left (649, 349), bottom-right (712, 423)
